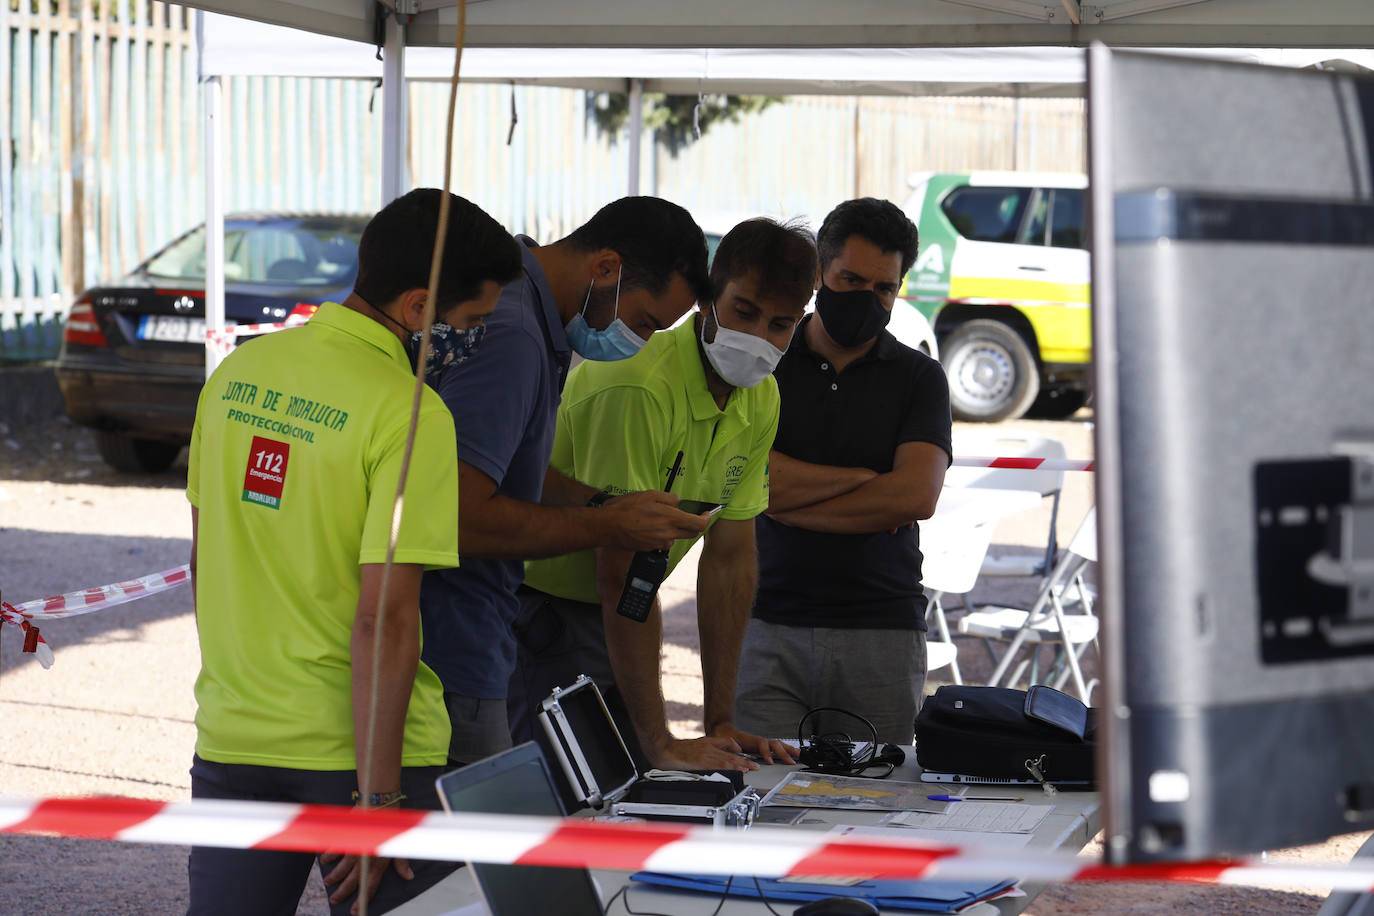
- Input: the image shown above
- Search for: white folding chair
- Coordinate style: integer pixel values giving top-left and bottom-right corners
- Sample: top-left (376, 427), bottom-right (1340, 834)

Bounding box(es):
top-left (918, 512), bottom-right (1000, 686)
top-left (957, 507), bottom-right (1099, 702)
top-left (944, 430), bottom-right (1068, 583)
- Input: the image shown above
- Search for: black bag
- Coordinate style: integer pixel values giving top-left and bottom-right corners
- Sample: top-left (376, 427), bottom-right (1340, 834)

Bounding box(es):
top-left (914, 685), bottom-right (1097, 787)
top-left (623, 770), bottom-right (746, 807)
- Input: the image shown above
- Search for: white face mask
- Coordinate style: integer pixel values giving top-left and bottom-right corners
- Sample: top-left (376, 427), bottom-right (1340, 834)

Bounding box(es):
top-left (700, 304), bottom-right (786, 389)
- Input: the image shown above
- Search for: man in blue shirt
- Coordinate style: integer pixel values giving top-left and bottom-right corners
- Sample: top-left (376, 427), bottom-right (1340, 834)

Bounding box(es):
top-left (512, 218), bottom-right (818, 773)
top-left (421, 197), bottom-right (714, 768)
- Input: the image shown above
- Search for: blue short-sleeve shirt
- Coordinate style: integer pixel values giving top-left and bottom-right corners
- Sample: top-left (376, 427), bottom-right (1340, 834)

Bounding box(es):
top-left (420, 237), bottom-right (571, 698)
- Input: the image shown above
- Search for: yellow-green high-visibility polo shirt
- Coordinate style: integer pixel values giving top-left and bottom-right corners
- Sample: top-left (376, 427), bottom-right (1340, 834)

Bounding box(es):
top-left (186, 302), bottom-right (460, 770)
top-left (523, 315), bottom-right (779, 605)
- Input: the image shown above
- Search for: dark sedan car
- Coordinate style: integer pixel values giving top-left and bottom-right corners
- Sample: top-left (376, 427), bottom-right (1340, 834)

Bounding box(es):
top-left (56, 213), bottom-right (369, 472)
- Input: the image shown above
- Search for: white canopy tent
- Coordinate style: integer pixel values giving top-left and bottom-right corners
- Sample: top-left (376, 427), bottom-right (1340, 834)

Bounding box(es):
top-left (200, 13), bottom-right (1091, 94)
top-left (191, 0), bottom-right (1374, 371)
top-left (197, 13), bottom-right (1374, 192)
top-left (188, 0), bottom-right (1374, 50)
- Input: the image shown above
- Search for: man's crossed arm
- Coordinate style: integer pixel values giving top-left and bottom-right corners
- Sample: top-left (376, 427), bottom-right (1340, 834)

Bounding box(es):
top-left (766, 441), bottom-right (948, 534)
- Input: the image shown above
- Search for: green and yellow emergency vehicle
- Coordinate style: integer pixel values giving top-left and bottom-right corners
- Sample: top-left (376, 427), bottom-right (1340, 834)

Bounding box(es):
top-left (900, 171), bottom-right (1090, 422)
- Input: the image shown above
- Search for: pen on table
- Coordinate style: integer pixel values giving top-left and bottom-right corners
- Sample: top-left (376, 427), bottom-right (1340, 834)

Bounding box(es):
top-left (928, 794), bottom-right (1024, 802)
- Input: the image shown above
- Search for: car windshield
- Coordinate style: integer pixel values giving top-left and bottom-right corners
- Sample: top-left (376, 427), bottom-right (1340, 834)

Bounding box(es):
top-left (142, 219), bottom-right (364, 286)
top-left (941, 187), bottom-right (1030, 243)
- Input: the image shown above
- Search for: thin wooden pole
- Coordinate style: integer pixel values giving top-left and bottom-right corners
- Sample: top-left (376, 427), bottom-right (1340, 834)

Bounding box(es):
top-left (59, 0), bottom-right (80, 303)
top-left (97, 1), bottom-right (113, 283)
top-left (148, 1), bottom-right (166, 248)
top-left (0, 0), bottom-right (16, 309)
top-left (166, 3), bottom-right (184, 233)
top-left (131, 0), bottom-right (149, 260)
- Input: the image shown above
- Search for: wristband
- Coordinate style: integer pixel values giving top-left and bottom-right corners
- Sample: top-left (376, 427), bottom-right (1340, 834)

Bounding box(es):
top-left (351, 789), bottom-right (406, 808)
top-left (586, 488), bottom-right (614, 508)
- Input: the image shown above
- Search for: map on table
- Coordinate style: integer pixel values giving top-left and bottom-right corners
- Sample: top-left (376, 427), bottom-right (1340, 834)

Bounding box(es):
top-left (884, 802), bottom-right (1053, 834)
top-left (759, 772), bottom-right (950, 812)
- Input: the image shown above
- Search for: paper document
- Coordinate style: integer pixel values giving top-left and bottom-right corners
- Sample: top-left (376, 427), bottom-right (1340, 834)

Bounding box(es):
top-left (760, 772), bottom-right (950, 812)
top-left (883, 802), bottom-right (1053, 834)
top-left (832, 824), bottom-right (1034, 851)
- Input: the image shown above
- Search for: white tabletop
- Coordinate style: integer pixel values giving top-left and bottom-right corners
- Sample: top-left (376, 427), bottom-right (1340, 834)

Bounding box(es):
top-left (391, 749), bottom-right (1101, 916)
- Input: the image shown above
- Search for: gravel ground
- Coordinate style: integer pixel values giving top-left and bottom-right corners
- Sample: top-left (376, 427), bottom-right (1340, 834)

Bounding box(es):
top-left (0, 412), bottom-right (1367, 915)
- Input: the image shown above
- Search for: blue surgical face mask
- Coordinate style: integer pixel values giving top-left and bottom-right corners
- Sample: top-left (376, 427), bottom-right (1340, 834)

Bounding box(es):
top-left (409, 321), bottom-right (485, 384)
top-left (565, 265), bottom-right (646, 361)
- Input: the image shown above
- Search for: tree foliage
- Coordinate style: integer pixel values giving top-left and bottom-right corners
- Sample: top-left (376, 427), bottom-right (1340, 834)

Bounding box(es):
top-left (588, 92), bottom-right (781, 157)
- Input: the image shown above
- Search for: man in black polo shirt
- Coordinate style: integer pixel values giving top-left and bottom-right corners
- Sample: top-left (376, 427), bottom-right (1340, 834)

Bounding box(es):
top-left (734, 197), bottom-right (952, 744)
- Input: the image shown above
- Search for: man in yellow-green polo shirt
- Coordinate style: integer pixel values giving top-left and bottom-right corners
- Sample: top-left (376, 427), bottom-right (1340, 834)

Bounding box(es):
top-left (510, 218), bottom-right (818, 771)
top-left (185, 190), bottom-right (521, 916)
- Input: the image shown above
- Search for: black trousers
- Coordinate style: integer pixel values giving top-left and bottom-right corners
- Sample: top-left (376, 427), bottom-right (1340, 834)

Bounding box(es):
top-left (507, 586), bottom-right (652, 799)
top-left (186, 755), bottom-right (459, 916)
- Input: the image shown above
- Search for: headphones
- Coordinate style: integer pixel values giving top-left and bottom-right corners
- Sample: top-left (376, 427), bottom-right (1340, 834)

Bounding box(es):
top-left (796, 707), bottom-right (904, 778)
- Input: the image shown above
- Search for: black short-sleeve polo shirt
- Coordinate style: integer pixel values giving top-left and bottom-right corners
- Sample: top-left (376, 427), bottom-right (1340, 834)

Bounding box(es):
top-left (754, 315), bottom-right (952, 630)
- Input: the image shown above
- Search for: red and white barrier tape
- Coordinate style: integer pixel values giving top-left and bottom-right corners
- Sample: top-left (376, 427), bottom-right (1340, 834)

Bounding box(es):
top-left (1, 565), bottom-right (190, 668)
top-left (0, 451), bottom-right (1084, 668)
top-left (205, 303), bottom-right (318, 358)
top-left (0, 794), bottom-right (1370, 892)
top-left (952, 457), bottom-right (1095, 472)
top-left (0, 618), bottom-right (53, 668)
top-left (2, 565), bottom-right (190, 621)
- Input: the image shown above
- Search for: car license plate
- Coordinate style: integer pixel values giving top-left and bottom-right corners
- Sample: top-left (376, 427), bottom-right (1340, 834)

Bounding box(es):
top-left (137, 315), bottom-right (207, 343)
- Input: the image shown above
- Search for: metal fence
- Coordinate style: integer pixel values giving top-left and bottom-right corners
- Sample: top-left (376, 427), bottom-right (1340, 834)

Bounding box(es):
top-left (1, 0), bottom-right (198, 360)
top-left (651, 94), bottom-right (1085, 227)
top-left (2, 0), bottom-right (1085, 361)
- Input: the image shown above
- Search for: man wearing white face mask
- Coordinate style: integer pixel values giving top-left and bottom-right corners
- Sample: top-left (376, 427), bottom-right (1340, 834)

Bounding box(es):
top-left (420, 197), bottom-right (715, 769)
top-left (510, 218), bottom-right (817, 771)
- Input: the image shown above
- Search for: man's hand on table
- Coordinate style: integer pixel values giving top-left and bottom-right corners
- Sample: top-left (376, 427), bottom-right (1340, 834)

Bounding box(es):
top-left (710, 724), bottom-right (799, 766)
top-left (600, 490), bottom-right (710, 551)
top-left (647, 734), bottom-right (758, 772)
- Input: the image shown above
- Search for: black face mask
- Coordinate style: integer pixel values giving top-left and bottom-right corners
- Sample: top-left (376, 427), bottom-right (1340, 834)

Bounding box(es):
top-left (815, 284), bottom-right (891, 348)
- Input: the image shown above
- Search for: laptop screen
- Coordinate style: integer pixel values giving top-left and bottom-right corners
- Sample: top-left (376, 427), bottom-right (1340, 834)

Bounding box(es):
top-left (435, 742), bottom-right (604, 916)
top-left (545, 677), bottom-right (638, 806)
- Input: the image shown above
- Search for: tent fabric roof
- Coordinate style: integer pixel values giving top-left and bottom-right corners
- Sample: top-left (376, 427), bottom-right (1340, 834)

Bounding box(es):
top-left (186, 0), bottom-right (1374, 50)
top-left (199, 14), bottom-right (1080, 95)
top-left (198, 12), bottom-right (1374, 97)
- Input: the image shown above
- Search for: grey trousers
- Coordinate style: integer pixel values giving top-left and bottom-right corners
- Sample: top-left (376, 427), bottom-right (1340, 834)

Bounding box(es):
top-left (733, 618), bottom-right (927, 745)
top-left (444, 692), bottom-right (514, 767)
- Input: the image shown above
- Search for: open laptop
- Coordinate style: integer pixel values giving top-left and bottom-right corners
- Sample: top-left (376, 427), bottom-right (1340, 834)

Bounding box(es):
top-left (435, 742), bottom-right (604, 916)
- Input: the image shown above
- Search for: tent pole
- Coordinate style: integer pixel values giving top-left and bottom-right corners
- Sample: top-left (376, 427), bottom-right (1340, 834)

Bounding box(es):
top-left (1012, 85), bottom-right (1023, 171)
top-left (649, 129), bottom-right (660, 197)
top-left (202, 68), bottom-right (226, 378)
top-left (381, 11), bottom-right (408, 204)
top-left (627, 78), bottom-right (643, 196)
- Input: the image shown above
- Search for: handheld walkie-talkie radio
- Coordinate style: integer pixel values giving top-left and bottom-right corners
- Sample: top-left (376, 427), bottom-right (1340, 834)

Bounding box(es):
top-left (615, 450), bottom-right (684, 623)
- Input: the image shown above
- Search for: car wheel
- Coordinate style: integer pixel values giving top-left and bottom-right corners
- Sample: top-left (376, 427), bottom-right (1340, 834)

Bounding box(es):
top-left (95, 431), bottom-right (182, 474)
top-left (942, 319), bottom-right (1040, 422)
top-left (1027, 387), bottom-right (1089, 419)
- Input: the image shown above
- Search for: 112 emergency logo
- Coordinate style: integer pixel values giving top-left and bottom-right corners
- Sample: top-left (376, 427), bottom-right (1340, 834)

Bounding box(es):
top-left (242, 436), bottom-right (290, 509)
